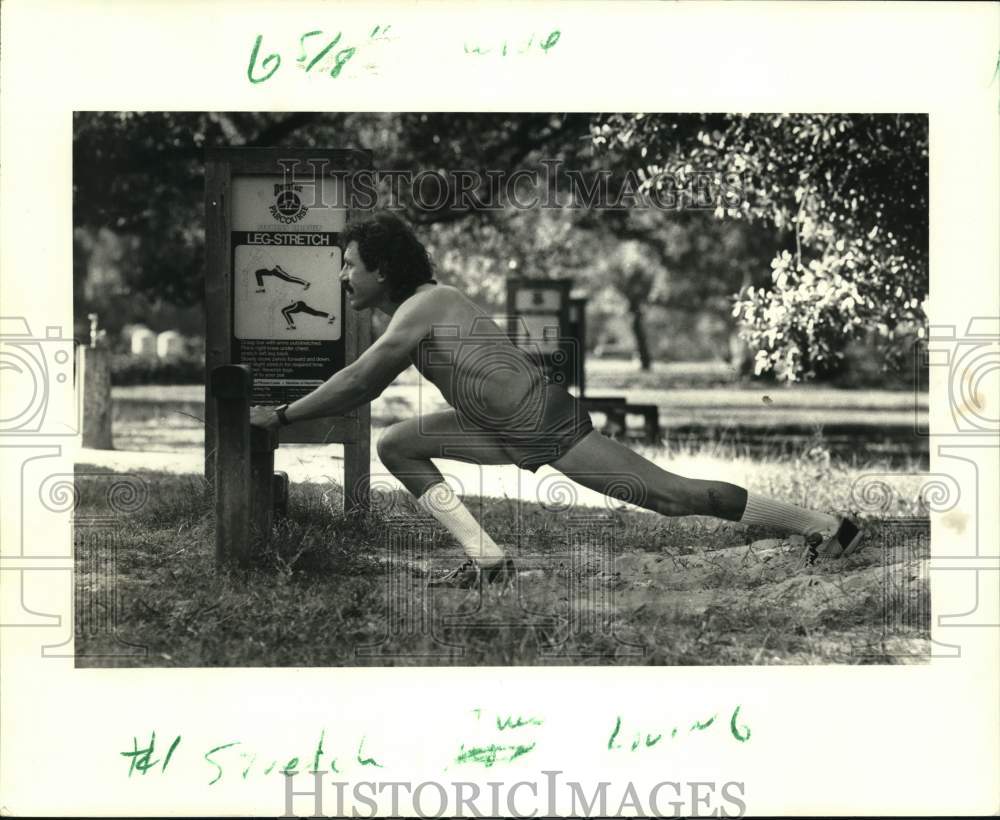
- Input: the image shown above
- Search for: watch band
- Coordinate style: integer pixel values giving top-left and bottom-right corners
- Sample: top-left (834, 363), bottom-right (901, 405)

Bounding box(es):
top-left (275, 404), bottom-right (291, 426)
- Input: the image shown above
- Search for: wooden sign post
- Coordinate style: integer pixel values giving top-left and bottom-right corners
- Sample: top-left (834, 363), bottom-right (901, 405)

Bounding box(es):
top-left (506, 278), bottom-right (578, 391)
top-left (210, 364), bottom-right (252, 566)
top-left (204, 148), bottom-right (373, 561)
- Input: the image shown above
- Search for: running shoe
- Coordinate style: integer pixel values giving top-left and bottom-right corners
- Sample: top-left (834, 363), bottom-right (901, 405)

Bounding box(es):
top-left (805, 516), bottom-right (864, 563)
top-left (428, 558), bottom-right (517, 589)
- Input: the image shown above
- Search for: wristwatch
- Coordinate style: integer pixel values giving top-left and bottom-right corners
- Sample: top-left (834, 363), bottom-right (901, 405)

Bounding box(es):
top-left (275, 403), bottom-right (292, 426)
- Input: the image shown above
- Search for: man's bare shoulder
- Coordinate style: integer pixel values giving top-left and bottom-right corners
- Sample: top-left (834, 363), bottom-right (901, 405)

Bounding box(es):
top-left (399, 284), bottom-right (473, 319)
top-left (381, 285), bottom-right (461, 342)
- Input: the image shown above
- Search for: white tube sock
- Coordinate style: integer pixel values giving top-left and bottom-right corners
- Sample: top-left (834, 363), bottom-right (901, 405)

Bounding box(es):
top-left (739, 493), bottom-right (838, 536)
top-left (416, 482), bottom-right (505, 567)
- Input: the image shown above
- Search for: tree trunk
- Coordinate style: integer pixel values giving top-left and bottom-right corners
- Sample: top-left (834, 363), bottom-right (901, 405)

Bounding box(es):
top-left (629, 302), bottom-right (652, 371)
top-left (729, 331), bottom-right (755, 378)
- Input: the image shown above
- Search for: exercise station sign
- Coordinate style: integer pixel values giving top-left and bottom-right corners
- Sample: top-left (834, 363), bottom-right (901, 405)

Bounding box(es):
top-left (231, 174), bottom-right (345, 404)
top-left (205, 148), bottom-right (373, 462)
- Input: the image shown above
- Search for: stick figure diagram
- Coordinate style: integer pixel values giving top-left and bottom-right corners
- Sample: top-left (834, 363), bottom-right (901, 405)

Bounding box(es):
top-left (281, 300), bottom-right (337, 330)
top-left (234, 245), bottom-right (342, 340)
top-left (254, 264), bottom-right (310, 292)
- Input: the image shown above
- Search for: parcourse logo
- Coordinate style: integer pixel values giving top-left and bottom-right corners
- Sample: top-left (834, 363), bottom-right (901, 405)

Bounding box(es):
top-left (270, 183), bottom-right (309, 224)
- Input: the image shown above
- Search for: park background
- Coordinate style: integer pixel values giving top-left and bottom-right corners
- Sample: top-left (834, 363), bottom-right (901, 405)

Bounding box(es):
top-left (74, 111), bottom-right (928, 458)
top-left (72, 111), bottom-right (931, 666)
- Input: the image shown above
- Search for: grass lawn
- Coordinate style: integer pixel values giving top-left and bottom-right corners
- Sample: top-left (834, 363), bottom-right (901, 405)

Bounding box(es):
top-left (74, 443), bottom-right (930, 668)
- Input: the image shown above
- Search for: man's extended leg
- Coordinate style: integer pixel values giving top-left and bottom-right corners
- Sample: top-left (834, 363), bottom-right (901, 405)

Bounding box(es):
top-left (549, 430), bottom-right (859, 555)
top-left (377, 411), bottom-right (518, 584)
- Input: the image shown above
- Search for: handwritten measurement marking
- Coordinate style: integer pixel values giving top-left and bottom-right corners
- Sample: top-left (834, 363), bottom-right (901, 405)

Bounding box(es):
top-left (247, 26), bottom-right (391, 84)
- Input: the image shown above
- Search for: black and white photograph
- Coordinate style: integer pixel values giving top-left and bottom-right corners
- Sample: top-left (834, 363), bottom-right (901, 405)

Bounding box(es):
top-left (2, 2), bottom-right (997, 817)
top-left (71, 111), bottom-right (931, 667)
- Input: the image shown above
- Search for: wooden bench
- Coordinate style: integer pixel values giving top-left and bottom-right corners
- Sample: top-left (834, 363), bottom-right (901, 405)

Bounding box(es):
top-left (580, 397), bottom-right (661, 444)
top-left (625, 403), bottom-right (661, 444)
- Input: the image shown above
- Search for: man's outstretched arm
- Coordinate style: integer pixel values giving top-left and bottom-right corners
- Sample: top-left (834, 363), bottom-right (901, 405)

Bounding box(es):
top-left (250, 297), bottom-right (431, 428)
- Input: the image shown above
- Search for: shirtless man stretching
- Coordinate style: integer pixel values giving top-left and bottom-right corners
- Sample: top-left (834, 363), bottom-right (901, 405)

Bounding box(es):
top-left (251, 212), bottom-right (863, 588)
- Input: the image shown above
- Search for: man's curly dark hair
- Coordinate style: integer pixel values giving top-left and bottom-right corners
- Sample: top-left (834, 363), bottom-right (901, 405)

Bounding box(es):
top-left (342, 211), bottom-right (435, 301)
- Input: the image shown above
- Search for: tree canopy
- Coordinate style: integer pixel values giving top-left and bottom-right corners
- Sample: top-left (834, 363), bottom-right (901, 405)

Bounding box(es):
top-left (73, 111), bottom-right (928, 380)
top-left (592, 113), bottom-right (928, 379)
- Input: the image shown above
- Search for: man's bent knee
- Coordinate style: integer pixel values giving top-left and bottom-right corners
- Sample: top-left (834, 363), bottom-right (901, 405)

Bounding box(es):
top-left (376, 423), bottom-right (411, 464)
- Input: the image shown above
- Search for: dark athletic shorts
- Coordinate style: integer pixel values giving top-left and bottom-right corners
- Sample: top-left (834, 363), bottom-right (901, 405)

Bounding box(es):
top-left (459, 381), bottom-right (594, 472)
